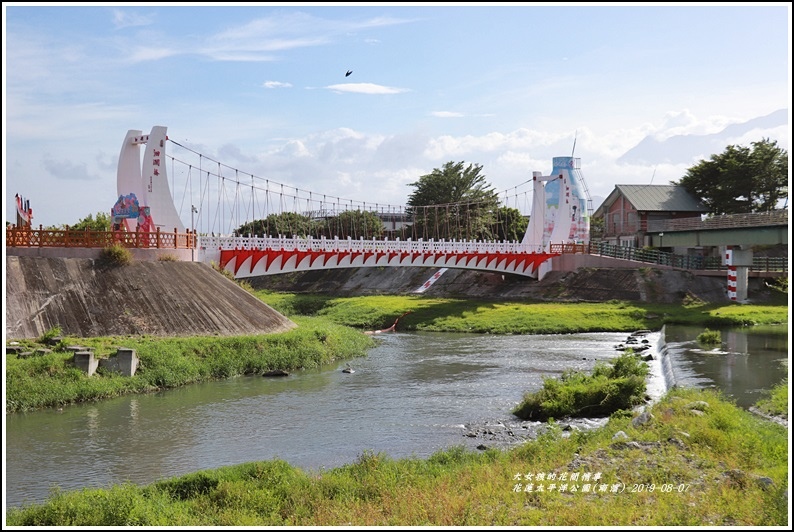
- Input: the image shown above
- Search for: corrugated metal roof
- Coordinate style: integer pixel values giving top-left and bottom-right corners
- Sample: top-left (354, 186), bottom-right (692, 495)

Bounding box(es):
top-left (614, 184), bottom-right (707, 212)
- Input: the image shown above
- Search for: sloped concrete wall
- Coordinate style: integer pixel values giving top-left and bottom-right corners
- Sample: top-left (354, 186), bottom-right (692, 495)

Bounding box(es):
top-left (5, 256), bottom-right (297, 340)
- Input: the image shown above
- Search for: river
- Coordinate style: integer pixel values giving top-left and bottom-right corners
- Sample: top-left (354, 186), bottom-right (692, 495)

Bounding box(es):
top-left (4, 325), bottom-right (787, 509)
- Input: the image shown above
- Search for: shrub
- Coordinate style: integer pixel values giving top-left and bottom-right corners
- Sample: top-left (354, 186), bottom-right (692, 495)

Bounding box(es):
top-left (696, 328), bottom-right (721, 346)
top-left (157, 253), bottom-right (179, 262)
top-left (210, 261), bottom-right (236, 281)
top-left (755, 378), bottom-right (788, 417)
top-left (99, 243), bottom-right (133, 266)
top-left (38, 326), bottom-right (62, 344)
top-left (210, 261), bottom-right (255, 293)
top-left (513, 352), bottom-right (648, 421)
top-left (768, 276), bottom-right (788, 294)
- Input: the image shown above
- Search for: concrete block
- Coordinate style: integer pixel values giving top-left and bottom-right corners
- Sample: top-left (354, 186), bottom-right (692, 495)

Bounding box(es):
top-left (74, 351), bottom-right (98, 376)
top-left (114, 348), bottom-right (139, 377)
top-left (6, 345), bottom-right (24, 355)
top-left (98, 348), bottom-right (139, 376)
top-left (66, 345), bottom-right (92, 354)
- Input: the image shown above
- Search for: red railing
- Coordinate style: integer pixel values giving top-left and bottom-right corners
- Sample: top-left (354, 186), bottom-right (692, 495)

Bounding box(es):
top-left (549, 243), bottom-right (588, 254)
top-left (6, 225), bottom-right (196, 249)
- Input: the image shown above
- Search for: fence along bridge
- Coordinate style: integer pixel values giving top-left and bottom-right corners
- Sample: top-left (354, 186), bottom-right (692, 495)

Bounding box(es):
top-left (108, 126), bottom-right (591, 280)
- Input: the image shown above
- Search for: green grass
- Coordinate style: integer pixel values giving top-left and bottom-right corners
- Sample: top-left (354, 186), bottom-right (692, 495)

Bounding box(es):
top-left (696, 328), bottom-right (722, 346)
top-left (755, 378), bottom-right (789, 418)
top-left (6, 387), bottom-right (787, 526)
top-left (253, 291), bottom-right (789, 333)
top-left (38, 325), bottom-right (63, 344)
top-left (5, 317), bottom-right (374, 413)
top-left (513, 351), bottom-right (649, 420)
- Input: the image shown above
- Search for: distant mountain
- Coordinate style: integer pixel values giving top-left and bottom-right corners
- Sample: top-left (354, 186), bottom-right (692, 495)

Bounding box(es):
top-left (617, 109), bottom-right (788, 165)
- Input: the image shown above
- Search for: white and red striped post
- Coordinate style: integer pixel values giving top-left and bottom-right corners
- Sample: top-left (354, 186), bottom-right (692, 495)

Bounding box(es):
top-left (725, 247), bottom-right (737, 301)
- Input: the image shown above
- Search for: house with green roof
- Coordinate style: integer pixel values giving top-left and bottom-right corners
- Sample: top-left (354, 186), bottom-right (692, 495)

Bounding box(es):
top-left (593, 184), bottom-right (708, 248)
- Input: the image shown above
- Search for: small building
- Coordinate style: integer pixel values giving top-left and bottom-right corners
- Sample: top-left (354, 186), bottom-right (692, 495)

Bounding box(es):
top-left (376, 211), bottom-right (412, 234)
top-left (593, 185), bottom-right (708, 249)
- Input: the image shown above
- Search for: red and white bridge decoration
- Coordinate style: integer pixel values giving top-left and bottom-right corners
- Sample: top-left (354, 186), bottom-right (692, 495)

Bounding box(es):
top-left (200, 236), bottom-right (558, 279)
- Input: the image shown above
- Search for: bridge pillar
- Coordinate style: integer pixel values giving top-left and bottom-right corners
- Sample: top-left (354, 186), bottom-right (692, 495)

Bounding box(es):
top-left (725, 246), bottom-right (752, 301)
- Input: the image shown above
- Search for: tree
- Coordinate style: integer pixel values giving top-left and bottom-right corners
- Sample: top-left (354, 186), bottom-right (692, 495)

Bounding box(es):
top-left (69, 212), bottom-right (112, 232)
top-left (589, 216), bottom-right (605, 241)
top-left (491, 206), bottom-right (527, 242)
top-left (321, 210), bottom-right (385, 240)
top-left (406, 161), bottom-right (500, 240)
top-left (674, 138), bottom-right (788, 215)
top-left (236, 212), bottom-right (316, 237)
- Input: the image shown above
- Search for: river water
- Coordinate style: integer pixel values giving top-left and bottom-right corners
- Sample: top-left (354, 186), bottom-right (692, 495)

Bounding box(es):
top-left (4, 325), bottom-right (787, 509)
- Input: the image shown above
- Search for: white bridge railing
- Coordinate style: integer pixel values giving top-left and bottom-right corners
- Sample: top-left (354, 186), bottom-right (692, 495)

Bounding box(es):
top-left (198, 235), bottom-right (546, 255)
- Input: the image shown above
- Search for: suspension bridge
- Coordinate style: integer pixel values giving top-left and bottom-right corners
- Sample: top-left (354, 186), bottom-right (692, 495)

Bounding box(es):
top-left (114, 126), bottom-right (592, 280)
top-left (8, 126), bottom-right (786, 299)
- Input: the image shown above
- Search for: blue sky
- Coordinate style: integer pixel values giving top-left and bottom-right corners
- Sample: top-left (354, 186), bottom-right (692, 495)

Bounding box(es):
top-left (3, 3), bottom-right (791, 232)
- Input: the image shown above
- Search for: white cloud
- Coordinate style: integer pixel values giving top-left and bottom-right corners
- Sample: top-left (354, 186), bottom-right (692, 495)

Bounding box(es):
top-left (263, 81), bottom-right (293, 89)
top-left (127, 46), bottom-right (179, 63)
top-left (324, 83), bottom-right (409, 95)
top-left (651, 110), bottom-right (735, 139)
top-left (199, 12), bottom-right (410, 62)
top-left (111, 9), bottom-right (154, 30)
top-left (431, 111), bottom-right (464, 118)
top-left (728, 125), bottom-right (790, 149)
top-left (42, 156), bottom-right (102, 182)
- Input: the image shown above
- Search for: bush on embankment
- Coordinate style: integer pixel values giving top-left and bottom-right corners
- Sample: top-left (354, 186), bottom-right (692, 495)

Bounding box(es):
top-left (5, 316), bottom-right (374, 413)
top-left (254, 292), bottom-right (789, 334)
top-left (513, 351), bottom-right (650, 421)
top-left (6, 387), bottom-right (787, 526)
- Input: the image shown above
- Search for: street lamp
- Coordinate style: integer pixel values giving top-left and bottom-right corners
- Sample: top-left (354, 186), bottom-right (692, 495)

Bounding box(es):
top-left (658, 232), bottom-right (664, 247)
top-left (191, 205), bottom-right (198, 261)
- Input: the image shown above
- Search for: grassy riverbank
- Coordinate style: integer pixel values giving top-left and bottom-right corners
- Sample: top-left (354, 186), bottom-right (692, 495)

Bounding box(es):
top-left (254, 291), bottom-right (789, 334)
top-left (5, 317), bottom-right (374, 413)
top-left (6, 386), bottom-right (787, 526)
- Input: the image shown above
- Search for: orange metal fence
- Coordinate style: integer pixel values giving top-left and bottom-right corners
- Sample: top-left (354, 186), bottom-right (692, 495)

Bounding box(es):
top-left (6, 225), bottom-right (196, 249)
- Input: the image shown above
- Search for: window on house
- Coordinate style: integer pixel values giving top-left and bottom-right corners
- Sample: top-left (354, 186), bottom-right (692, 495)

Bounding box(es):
top-left (627, 211), bottom-right (637, 231)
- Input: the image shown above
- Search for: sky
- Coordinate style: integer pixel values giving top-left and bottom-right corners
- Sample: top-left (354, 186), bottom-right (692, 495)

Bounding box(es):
top-left (3, 2), bottom-right (791, 234)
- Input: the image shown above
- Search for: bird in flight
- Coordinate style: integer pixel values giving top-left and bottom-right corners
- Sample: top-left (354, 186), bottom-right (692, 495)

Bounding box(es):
top-left (345, 70), bottom-right (353, 77)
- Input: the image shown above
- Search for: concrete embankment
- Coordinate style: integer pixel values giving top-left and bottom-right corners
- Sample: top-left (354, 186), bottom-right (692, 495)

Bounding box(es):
top-left (5, 256), bottom-right (296, 340)
top-left (5, 253), bottom-right (773, 341)
top-left (246, 264), bottom-right (735, 303)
